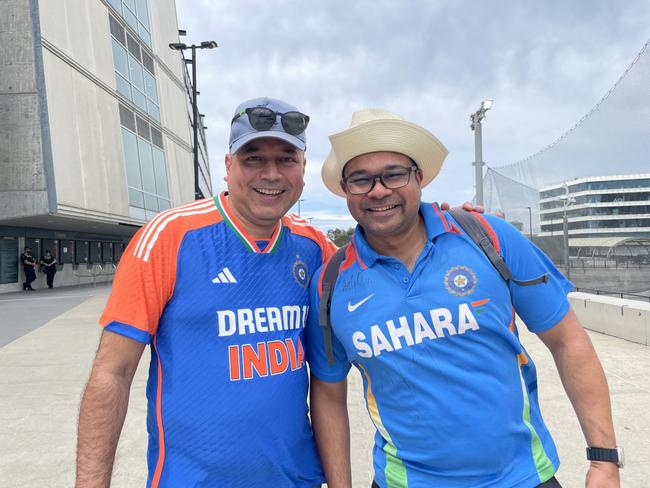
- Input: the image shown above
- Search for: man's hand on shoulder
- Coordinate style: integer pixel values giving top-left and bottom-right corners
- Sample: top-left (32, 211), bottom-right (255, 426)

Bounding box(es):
top-left (439, 201), bottom-right (485, 213)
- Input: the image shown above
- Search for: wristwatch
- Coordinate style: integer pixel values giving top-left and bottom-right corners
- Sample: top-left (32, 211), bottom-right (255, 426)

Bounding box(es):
top-left (586, 446), bottom-right (624, 468)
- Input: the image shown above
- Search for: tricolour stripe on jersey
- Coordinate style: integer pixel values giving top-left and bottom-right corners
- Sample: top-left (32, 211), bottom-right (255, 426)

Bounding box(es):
top-left (140, 203), bottom-right (220, 262)
top-left (214, 192), bottom-right (283, 253)
top-left (518, 362), bottom-right (555, 481)
top-left (508, 307), bottom-right (529, 366)
top-left (134, 199), bottom-right (215, 259)
top-left (151, 335), bottom-right (166, 488)
top-left (511, 307), bottom-right (553, 481)
top-left (357, 363), bottom-right (408, 488)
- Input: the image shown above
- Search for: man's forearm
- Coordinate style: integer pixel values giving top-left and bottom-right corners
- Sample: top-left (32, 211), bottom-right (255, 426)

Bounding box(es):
top-left (310, 376), bottom-right (352, 488)
top-left (539, 309), bottom-right (620, 486)
top-left (547, 324), bottom-right (616, 447)
top-left (76, 372), bottom-right (131, 487)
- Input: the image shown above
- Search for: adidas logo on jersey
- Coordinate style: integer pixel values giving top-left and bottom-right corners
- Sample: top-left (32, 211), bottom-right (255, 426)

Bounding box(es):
top-left (212, 267), bottom-right (237, 284)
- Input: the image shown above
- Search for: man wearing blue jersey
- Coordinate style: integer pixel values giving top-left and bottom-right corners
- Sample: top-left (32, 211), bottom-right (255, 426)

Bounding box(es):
top-left (306, 109), bottom-right (621, 488)
top-left (76, 98), bottom-right (334, 487)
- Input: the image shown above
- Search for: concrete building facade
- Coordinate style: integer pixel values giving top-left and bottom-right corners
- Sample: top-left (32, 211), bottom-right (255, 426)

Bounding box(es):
top-left (0, 0), bottom-right (211, 292)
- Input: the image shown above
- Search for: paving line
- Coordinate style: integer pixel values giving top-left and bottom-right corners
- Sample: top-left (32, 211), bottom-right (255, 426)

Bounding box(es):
top-left (0, 294), bottom-right (94, 303)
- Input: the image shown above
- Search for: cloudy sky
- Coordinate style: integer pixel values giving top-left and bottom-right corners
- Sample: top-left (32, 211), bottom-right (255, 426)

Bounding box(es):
top-left (174, 0), bottom-right (650, 230)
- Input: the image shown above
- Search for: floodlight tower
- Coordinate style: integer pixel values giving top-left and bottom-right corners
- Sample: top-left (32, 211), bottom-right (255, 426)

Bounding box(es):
top-left (470, 100), bottom-right (493, 206)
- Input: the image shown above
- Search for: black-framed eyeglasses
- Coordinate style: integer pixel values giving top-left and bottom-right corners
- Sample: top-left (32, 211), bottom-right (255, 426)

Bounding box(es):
top-left (231, 107), bottom-right (310, 135)
top-left (343, 165), bottom-right (419, 195)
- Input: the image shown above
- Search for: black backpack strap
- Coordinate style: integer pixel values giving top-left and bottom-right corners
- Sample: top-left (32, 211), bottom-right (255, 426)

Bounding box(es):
top-left (318, 244), bottom-right (349, 365)
top-left (449, 209), bottom-right (512, 281)
top-left (512, 274), bottom-right (549, 286)
top-left (448, 209), bottom-right (549, 287)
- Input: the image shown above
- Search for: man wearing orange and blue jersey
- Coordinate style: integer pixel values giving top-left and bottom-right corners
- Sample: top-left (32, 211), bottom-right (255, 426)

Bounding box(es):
top-left (306, 109), bottom-right (621, 488)
top-left (76, 98), bottom-right (335, 487)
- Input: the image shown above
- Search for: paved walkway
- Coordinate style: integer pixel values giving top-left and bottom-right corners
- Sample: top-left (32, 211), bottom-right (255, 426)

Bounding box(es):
top-left (0, 286), bottom-right (648, 487)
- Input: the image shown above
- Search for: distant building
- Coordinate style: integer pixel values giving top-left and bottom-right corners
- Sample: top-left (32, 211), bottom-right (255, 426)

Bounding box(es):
top-left (538, 174), bottom-right (650, 238)
top-left (0, 0), bottom-right (211, 292)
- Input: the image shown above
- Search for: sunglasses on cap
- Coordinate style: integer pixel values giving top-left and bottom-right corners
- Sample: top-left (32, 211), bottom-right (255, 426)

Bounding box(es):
top-left (231, 107), bottom-right (310, 136)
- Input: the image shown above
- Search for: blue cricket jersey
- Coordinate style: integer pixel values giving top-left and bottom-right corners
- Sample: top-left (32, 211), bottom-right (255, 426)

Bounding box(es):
top-left (101, 193), bottom-right (334, 487)
top-left (306, 202), bottom-right (574, 488)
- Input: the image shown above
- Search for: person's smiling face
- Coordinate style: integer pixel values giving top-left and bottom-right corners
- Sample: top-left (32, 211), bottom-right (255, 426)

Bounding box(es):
top-left (341, 151), bottom-right (422, 241)
top-left (225, 138), bottom-right (306, 237)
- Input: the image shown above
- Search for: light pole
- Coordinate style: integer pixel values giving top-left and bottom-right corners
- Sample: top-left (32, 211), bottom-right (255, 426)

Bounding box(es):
top-left (297, 198), bottom-right (305, 216)
top-left (526, 206), bottom-right (533, 241)
top-left (169, 38), bottom-right (218, 200)
top-left (470, 100), bottom-right (493, 206)
top-left (559, 183), bottom-right (576, 279)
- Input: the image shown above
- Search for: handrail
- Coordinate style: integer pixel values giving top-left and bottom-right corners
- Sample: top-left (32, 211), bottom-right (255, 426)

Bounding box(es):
top-left (574, 287), bottom-right (650, 303)
top-left (73, 262), bottom-right (118, 287)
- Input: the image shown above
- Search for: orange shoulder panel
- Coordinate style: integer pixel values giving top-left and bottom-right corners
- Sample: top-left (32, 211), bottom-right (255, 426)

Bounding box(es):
top-left (283, 213), bottom-right (337, 262)
top-left (100, 199), bottom-right (222, 335)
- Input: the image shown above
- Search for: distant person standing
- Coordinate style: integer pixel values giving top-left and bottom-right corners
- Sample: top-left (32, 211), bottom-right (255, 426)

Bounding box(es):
top-left (20, 246), bottom-right (37, 291)
top-left (40, 250), bottom-right (58, 288)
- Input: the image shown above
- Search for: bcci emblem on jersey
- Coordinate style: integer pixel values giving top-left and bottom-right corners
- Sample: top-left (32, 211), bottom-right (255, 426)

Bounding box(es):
top-left (444, 265), bottom-right (478, 296)
top-left (292, 256), bottom-right (309, 288)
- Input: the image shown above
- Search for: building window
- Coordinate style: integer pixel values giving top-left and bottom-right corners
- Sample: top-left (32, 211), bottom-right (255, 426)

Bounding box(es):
top-left (119, 104), bottom-right (171, 218)
top-left (107, 0), bottom-right (151, 45)
top-left (110, 14), bottom-right (160, 121)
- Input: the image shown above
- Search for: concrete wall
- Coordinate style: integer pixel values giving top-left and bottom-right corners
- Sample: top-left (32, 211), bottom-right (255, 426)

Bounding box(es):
top-left (560, 266), bottom-right (650, 294)
top-left (34, 0), bottom-right (195, 223)
top-left (0, 0), bottom-right (50, 219)
top-left (570, 291), bottom-right (650, 346)
top-left (554, 265), bottom-right (650, 295)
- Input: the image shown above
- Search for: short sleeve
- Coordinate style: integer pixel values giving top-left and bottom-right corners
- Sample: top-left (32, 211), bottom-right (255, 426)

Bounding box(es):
top-left (99, 223), bottom-right (178, 343)
top-left (485, 215), bottom-right (574, 333)
top-left (305, 266), bottom-right (351, 382)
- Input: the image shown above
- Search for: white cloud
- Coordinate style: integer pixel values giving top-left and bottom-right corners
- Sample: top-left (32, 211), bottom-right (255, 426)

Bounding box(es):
top-left (175, 0), bottom-right (650, 211)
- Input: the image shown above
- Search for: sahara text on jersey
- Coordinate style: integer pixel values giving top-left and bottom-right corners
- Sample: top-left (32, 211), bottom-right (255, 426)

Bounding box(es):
top-left (352, 302), bottom-right (482, 358)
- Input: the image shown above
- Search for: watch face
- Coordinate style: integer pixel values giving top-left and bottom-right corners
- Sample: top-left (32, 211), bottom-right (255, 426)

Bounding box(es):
top-left (617, 446), bottom-right (625, 468)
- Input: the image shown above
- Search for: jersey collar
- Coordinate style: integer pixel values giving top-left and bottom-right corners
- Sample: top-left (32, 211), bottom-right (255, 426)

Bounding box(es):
top-left (351, 202), bottom-right (455, 268)
top-left (213, 191), bottom-right (284, 253)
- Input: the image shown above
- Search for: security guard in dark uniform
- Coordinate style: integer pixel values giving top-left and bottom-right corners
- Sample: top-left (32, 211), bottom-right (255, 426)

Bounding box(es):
top-left (20, 246), bottom-right (37, 291)
top-left (40, 249), bottom-right (58, 288)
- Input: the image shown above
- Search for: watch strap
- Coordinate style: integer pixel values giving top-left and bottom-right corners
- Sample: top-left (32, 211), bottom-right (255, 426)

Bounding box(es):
top-left (586, 446), bottom-right (622, 467)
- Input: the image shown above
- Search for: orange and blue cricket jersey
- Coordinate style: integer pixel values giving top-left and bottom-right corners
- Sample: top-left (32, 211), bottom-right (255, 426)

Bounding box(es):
top-left (101, 192), bottom-right (334, 487)
top-left (306, 202), bottom-right (575, 488)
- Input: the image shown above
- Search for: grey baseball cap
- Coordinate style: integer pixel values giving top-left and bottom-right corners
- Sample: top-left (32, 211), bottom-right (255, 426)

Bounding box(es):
top-left (229, 97), bottom-right (308, 155)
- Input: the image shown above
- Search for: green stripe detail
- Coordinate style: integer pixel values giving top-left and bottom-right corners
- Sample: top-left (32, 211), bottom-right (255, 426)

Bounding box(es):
top-left (383, 440), bottom-right (408, 488)
top-left (267, 225), bottom-right (284, 253)
top-left (214, 195), bottom-right (256, 252)
top-left (520, 367), bottom-right (556, 482)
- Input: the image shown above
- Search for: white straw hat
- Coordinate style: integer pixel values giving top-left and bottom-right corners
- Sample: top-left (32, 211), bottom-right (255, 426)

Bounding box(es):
top-left (321, 108), bottom-right (448, 197)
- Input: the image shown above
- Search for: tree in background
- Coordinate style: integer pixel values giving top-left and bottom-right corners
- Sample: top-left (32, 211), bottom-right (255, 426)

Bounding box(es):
top-left (327, 228), bottom-right (355, 247)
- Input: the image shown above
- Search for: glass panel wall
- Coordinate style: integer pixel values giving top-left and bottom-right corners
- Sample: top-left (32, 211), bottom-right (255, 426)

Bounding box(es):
top-left (119, 105), bottom-right (170, 215)
top-left (109, 14), bottom-right (159, 121)
top-left (107, 0), bottom-right (151, 46)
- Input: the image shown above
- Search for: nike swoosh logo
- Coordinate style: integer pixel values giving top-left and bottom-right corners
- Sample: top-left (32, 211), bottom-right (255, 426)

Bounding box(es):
top-left (348, 294), bottom-right (374, 312)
